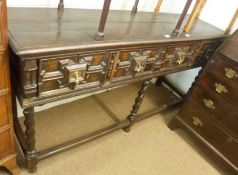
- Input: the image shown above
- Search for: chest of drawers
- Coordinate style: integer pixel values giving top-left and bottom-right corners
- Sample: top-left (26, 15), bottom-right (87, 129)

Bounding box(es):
top-left (0, 0), bottom-right (17, 174)
top-left (169, 30), bottom-right (238, 174)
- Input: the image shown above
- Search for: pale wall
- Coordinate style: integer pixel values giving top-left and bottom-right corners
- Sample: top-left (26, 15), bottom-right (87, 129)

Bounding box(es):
top-left (6, 0), bottom-right (238, 116)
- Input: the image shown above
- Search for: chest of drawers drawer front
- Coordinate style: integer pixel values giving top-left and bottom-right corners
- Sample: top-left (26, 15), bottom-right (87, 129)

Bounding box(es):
top-left (189, 84), bottom-right (238, 139)
top-left (0, 93), bottom-right (9, 127)
top-left (179, 101), bottom-right (238, 166)
top-left (198, 70), bottom-right (238, 106)
top-left (0, 129), bottom-right (13, 160)
top-left (207, 56), bottom-right (238, 86)
top-left (0, 53), bottom-right (6, 90)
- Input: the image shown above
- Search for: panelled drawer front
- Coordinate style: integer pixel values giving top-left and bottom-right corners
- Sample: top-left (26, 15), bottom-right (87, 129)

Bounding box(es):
top-left (20, 40), bottom-right (216, 99)
top-left (207, 56), bottom-right (238, 87)
top-left (0, 94), bottom-right (9, 127)
top-left (23, 52), bottom-right (108, 97)
top-left (0, 129), bottom-right (13, 159)
top-left (180, 101), bottom-right (238, 166)
top-left (188, 84), bottom-right (238, 140)
top-left (198, 70), bottom-right (238, 106)
top-left (108, 43), bottom-right (200, 82)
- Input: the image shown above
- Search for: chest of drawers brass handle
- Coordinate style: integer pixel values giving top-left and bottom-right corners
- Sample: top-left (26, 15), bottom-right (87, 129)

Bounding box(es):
top-left (203, 99), bottom-right (215, 109)
top-left (225, 67), bottom-right (238, 79)
top-left (214, 83), bottom-right (228, 94)
top-left (192, 116), bottom-right (203, 127)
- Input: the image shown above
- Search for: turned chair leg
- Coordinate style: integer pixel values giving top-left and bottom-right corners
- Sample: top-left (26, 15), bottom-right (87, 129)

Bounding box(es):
top-left (95, 0), bottom-right (112, 40)
top-left (23, 107), bottom-right (38, 173)
top-left (58, 0), bottom-right (64, 10)
top-left (123, 79), bottom-right (151, 132)
top-left (132, 0), bottom-right (140, 13)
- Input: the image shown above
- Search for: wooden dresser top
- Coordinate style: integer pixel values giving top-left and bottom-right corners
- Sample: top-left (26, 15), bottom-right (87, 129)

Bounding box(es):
top-left (8, 8), bottom-right (225, 56)
top-left (218, 30), bottom-right (238, 63)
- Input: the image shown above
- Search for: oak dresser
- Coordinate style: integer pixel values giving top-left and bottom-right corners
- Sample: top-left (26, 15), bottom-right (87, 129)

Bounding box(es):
top-left (7, 3), bottom-right (226, 173)
top-left (0, 0), bottom-right (17, 174)
top-left (169, 30), bottom-right (238, 174)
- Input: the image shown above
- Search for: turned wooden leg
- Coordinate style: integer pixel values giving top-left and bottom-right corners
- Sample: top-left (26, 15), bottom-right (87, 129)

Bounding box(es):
top-left (95, 0), bottom-right (112, 40)
top-left (23, 107), bottom-right (37, 173)
top-left (123, 79), bottom-right (151, 132)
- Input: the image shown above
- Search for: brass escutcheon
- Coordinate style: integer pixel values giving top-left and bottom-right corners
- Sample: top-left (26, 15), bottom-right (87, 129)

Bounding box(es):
top-left (214, 83), bottom-right (228, 94)
top-left (192, 116), bottom-right (203, 127)
top-left (225, 67), bottom-right (238, 79)
top-left (203, 99), bottom-right (215, 109)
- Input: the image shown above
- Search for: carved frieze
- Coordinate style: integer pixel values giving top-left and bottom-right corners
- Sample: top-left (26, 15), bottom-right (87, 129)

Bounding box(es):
top-left (20, 41), bottom-right (217, 98)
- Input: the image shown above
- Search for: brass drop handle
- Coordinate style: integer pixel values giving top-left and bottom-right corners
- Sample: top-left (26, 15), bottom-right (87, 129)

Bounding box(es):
top-left (214, 83), bottom-right (228, 94)
top-left (72, 72), bottom-right (85, 85)
top-left (225, 67), bottom-right (238, 79)
top-left (192, 116), bottom-right (203, 127)
top-left (176, 51), bottom-right (186, 65)
top-left (134, 62), bottom-right (144, 73)
top-left (203, 99), bottom-right (215, 109)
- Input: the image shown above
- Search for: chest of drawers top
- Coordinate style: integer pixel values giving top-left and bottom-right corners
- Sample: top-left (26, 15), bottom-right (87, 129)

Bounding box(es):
top-left (218, 31), bottom-right (238, 63)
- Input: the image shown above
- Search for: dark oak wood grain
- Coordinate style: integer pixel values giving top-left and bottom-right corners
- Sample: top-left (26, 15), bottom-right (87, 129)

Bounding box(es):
top-left (8, 8), bottom-right (225, 57)
top-left (169, 30), bottom-right (238, 175)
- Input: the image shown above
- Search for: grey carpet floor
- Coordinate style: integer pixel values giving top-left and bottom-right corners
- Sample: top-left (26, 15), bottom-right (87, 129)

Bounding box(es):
top-left (0, 83), bottom-right (227, 175)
